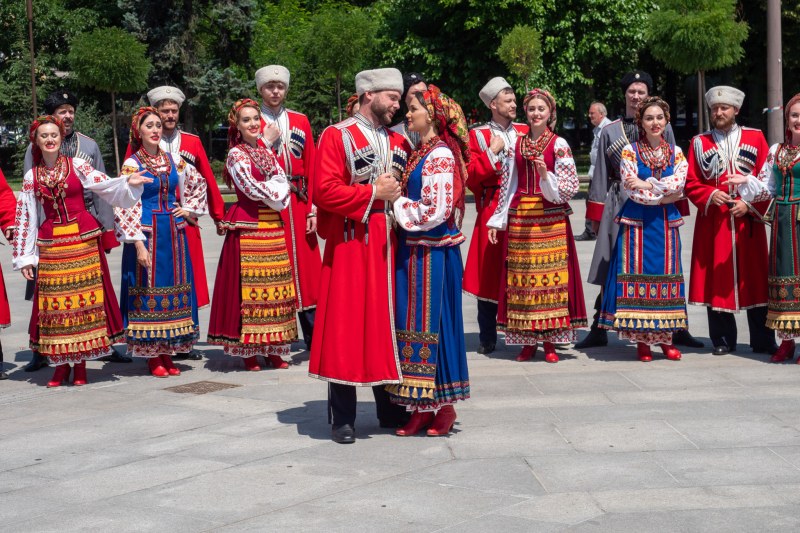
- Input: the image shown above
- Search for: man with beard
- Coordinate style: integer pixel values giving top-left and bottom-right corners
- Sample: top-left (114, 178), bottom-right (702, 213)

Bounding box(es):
top-left (684, 86), bottom-right (776, 356)
top-left (579, 71), bottom-right (703, 350)
top-left (125, 86), bottom-right (225, 360)
top-left (309, 68), bottom-right (411, 444)
top-left (254, 65), bottom-right (322, 356)
top-left (462, 77), bottom-right (528, 355)
top-left (22, 88), bottom-right (129, 370)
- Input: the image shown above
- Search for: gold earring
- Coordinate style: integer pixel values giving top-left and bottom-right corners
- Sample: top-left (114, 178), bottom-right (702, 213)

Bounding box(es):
top-left (426, 117), bottom-right (432, 124)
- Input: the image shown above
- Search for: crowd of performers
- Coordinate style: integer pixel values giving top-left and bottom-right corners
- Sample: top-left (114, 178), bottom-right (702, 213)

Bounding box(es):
top-left (1, 64), bottom-right (800, 445)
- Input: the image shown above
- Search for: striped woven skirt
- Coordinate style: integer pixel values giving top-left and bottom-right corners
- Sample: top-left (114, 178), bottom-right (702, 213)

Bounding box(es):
top-left (30, 225), bottom-right (123, 365)
top-left (208, 209), bottom-right (297, 357)
top-left (767, 202), bottom-right (800, 338)
top-left (599, 201), bottom-right (687, 344)
top-left (498, 195), bottom-right (584, 344)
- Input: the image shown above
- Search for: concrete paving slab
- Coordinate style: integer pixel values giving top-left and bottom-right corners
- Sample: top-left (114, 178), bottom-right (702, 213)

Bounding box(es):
top-left (649, 447), bottom-right (800, 486)
top-left (403, 457), bottom-right (546, 497)
top-left (555, 419), bottom-right (698, 452)
top-left (667, 415), bottom-right (800, 449)
top-left (497, 491), bottom-right (605, 525)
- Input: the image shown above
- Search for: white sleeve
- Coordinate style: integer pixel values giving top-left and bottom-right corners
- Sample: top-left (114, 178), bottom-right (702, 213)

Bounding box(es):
top-left (177, 161), bottom-right (209, 217)
top-left (72, 158), bottom-right (142, 209)
top-left (113, 158), bottom-right (146, 243)
top-left (742, 143), bottom-right (778, 202)
top-left (12, 170), bottom-right (39, 270)
top-left (393, 146), bottom-right (454, 232)
top-left (486, 150), bottom-right (518, 231)
top-left (540, 137), bottom-right (579, 204)
top-left (226, 148), bottom-right (290, 212)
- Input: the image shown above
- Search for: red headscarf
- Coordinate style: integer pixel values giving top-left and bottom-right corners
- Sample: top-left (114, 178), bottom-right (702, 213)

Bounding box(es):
top-left (129, 106), bottom-right (161, 154)
top-left (29, 115), bottom-right (66, 166)
top-left (523, 88), bottom-right (558, 130)
top-left (223, 98), bottom-right (262, 186)
top-left (418, 84), bottom-right (471, 227)
top-left (785, 93), bottom-right (800, 144)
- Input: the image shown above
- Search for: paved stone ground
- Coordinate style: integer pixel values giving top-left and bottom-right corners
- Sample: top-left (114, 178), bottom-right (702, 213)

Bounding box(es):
top-left (2, 200), bottom-right (800, 532)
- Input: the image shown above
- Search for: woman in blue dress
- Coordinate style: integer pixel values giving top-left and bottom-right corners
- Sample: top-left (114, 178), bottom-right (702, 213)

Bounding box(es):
top-left (386, 85), bottom-right (470, 437)
top-left (599, 96), bottom-right (688, 362)
top-left (116, 107), bottom-right (207, 377)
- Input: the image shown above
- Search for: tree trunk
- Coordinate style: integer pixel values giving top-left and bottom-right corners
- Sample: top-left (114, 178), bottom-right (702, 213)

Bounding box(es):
top-left (701, 71), bottom-right (710, 133)
top-left (111, 91), bottom-right (120, 174)
top-left (336, 73), bottom-right (342, 122)
top-left (696, 70), bottom-right (704, 134)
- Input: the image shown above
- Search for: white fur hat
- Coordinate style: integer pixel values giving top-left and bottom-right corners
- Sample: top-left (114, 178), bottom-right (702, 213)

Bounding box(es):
top-left (705, 86), bottom-right (745, 109)
top-left (147, 86), bottom-right (185, 107)
top-left (255, 65), bottom-right (291, 90)
top-left (355, 68), bottom-right (403, 96)
top-left (479, 77), bottom-right (512, 108)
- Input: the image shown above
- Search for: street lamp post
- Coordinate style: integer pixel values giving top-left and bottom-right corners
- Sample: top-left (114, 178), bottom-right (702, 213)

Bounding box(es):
top-left (766, 0), bottom-right (783, 144)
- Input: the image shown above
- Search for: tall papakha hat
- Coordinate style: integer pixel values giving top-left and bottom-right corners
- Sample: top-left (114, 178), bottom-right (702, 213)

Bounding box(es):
top-left (705, 86), bottom-right (745, 109)
top-left (147, 86), bottom-right (186, 107)
top-left (479, 77), bottom-right (512, 108)
top-left (44, 89), bottom-right (79, 114)
top-left (355, 68), bottom-right (403, 96)
top-left (255, 65), bottom-right (291, 91)
top-left (619, 70), bottom-right (653, 93)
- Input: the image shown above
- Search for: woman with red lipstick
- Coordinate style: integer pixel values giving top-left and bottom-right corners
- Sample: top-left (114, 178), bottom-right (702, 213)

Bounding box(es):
top-left (208, 99), bottom-right (297, 370)
top-left (598, 97), bottom-right (688, 362)
top-left (486, 89), bottom-right (586, 364)
top-left (758, 94), bottom-right (800, 363)
top-left (116, 107), bottom-right (207, 378)
top-left (12, 115), bottom-right (150, 387)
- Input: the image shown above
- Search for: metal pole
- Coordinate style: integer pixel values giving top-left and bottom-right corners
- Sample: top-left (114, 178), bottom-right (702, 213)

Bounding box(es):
top-left (26, 0), bottom-right (37, 118)
top-left (766, 0), bottom-right (783, 144)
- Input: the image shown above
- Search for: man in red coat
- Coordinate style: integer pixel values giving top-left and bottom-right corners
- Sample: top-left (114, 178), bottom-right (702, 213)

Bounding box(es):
top-left (463, 77), bottom-right (528, 355)
top-left (310, 67), bottom-right (411, 444)
top-left (125, 86), bottom-right (225, 360)
top-left (255, 65), bottom-right (323, 352)
top-left (684, 86), bottom-right (776, 356)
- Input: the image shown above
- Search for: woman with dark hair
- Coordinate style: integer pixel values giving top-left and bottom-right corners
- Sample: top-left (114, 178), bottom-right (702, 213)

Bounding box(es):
top-left (13, 116), bottom-right (149, 386)
top-left (116, 107), bottom-right (207, 378)
top-left (208, 99), bottom-right (297, 370)
top-left (487, 89), bottom-right (586, 364)
top-left (756, 93), bottom-right (800, 362)
top-left (386, 85), bottom-right (470, 437)
top-left (598, 96), bottom-right (688, 362)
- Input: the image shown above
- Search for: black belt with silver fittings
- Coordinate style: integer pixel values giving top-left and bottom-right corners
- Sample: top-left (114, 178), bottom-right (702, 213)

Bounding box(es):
top-left (289, 175), bottom-right (308, 203)
top-left (343, 208), bottom-right (388, 244)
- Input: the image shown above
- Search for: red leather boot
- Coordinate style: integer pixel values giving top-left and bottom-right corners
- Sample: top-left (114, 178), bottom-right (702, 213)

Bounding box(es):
top-left (772, 340), bottom-right (795, 363)
top-left (427, 405), bottom-right (457, 436)
top-left (516, 345), bottom-right (537, 361)
top-left (243, 356), bottom-right (261, 371)
top-left (161, 355), bottom-right (181, 376)
top-left (660, 344), bottom-right (682, 361)
top-left (47, 364), bottom-right (70, 388)
top-left (543, 342), bottom-right (559, 363)
top-left (72, 361), bottom-right (88, 386)
top-left (637, 343), bottom-right (653, 362)
top-left (148, 357), bottom-right (169, 378)
top-left (268, 355), bottom-right (289, 369)
top-left (395, 411), bottom-right (434, 436)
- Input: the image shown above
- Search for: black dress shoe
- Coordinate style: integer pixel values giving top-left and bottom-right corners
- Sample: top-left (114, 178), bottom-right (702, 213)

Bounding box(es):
top-left (0, 370), bottom-right (7, 380)
top-left (575, 328), bottom-right (608, 349)
top-left (752, 343), bottom-right (779, 355)
top-left (172, 350), bottom-right (203, 361)
top-left (712, 345), bottom-right (731, 356)
top-left (574, 230), bottom-right (596, 242)
top-left (23, 353), bottom-right (48, 372)
top-left (99, 346), bottom-right (133, 363)
top-left (477, 343), bottom-right (496, 355)
top-left (672, 330), bottom-right (704, 348)
top-left (332, 424), bottom-right (355, 444)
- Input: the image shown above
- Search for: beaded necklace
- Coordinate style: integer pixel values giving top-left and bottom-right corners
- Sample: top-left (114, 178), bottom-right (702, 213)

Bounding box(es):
top-left (636, 137), bottom-right (672, 179)
top-left (402, 136), bottom-right (442, 188)
top-left (136, 147), bottom-right (172, 178)
top-left (34, 154), bottom-right (69, 211)
top-left (520, 128), bottom-right (555, 162)
top-left (777, 143), bottom-right (800, 176)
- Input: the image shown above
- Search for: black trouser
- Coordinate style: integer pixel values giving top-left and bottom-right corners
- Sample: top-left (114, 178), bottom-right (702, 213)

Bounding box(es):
top-left (589, 292), bottom-right (602, 329)
top-left (706, 306), bottom-right (773, 349)
top-left (583, 217), bottom-right (595, 237)
top-left (298, 309), bottom-right (315, 348)
top-left (328, 382), bottom-right (406, 427)
top-left (477, 300), bottom-right (498, 346)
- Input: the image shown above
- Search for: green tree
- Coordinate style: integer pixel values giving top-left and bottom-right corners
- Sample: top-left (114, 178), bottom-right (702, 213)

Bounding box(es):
top-left (497, 25), bottom-right (542, 91)
top-left (304, 4), bottom-right (377, 121)
top-left (69, 27), bottom-right (151, 172)
top-left (645, 0), bottom-right (749, 133)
